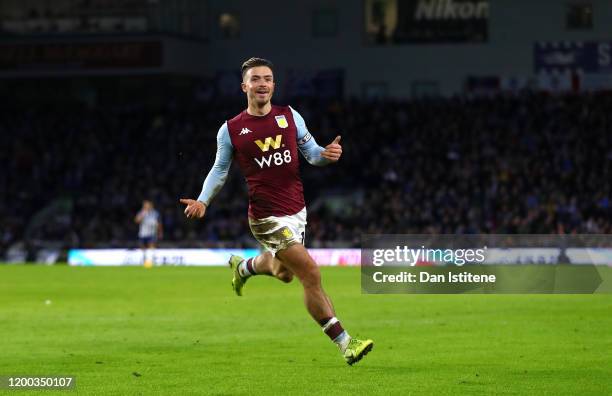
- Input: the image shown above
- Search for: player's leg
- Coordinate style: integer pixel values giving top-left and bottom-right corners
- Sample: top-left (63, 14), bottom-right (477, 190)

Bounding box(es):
top-left (253, 252), bottom-right (294, 283)
top-left (140, 237), bottom-right (154, 268)
top-left (229, 243), bottom-right (333, 319)
top-left (255, 252), bottom-right (336, 313)
top-left (275, 243), bottom-right (333, 320)
top-left (230, 213), bottom-right (300, 293)
top-left (276, 244), bottom-right (372, 364)
top-left (229, 251), bottom-right (293, 295)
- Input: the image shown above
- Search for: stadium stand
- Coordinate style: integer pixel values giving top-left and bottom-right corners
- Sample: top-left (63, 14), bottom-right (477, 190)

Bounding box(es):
top-left (1, 92), bottom-right (611, 257)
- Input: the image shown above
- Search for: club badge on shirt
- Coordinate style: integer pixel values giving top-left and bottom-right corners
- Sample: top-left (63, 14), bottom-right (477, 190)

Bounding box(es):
top-left (275, 115), bottom-right (289, 129)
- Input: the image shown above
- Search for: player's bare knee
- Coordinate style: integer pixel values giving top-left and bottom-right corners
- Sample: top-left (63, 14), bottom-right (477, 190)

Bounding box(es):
top-left (278, 271), bottom-right (294, 283)
top-left (274, 264), bottom-right (294, 283)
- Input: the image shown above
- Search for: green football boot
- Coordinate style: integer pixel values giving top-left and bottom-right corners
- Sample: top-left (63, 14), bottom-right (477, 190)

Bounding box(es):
top-left (228, 255), bottom-right (247, 296)
top-left (344, 338), bottom-right (374, 366)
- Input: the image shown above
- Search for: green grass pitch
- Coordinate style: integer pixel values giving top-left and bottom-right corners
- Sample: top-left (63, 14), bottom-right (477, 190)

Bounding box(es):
top-left (0, 265), bottom-right (611, 395)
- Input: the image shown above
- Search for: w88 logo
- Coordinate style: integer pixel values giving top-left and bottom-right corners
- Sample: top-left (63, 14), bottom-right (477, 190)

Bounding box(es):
top-left (254, 149), bottom-right (292, 168)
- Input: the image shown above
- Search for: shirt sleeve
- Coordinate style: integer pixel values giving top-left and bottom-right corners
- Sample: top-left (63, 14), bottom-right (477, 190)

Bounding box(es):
top-left (290, 106), bottom-right (330, 166)
top-left (197, 122), bottom-right (234, 206)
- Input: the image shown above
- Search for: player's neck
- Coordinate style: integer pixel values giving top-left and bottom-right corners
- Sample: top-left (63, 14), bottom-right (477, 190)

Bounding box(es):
top-left (246, 101), bottom-right (272, 117)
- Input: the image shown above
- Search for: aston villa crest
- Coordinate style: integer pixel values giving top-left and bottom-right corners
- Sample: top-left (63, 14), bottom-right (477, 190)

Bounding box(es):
top-left (275, 115), bottom-right (289, 128)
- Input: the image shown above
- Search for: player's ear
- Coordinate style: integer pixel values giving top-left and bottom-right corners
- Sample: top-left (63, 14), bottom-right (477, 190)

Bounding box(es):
top-left (241, 82), bottom-right (247, 93)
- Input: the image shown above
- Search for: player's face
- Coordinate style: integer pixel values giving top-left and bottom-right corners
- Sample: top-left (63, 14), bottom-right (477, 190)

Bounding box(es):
top-left (242, 66), bottom-right (274, 106)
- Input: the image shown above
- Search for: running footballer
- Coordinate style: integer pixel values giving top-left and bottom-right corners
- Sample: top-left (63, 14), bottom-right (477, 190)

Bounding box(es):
top-left (180, 57), bottom-right (373, 365)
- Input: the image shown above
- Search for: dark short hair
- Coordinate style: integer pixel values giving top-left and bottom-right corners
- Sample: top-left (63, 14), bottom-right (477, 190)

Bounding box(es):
top-left (241, 57), bottom-right (274, 79)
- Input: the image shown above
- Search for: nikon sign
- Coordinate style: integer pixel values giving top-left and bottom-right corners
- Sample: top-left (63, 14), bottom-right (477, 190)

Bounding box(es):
top-left (397, 0), bottom-right (489, 43)
top-left (415, 0), bottom-right (489, 20)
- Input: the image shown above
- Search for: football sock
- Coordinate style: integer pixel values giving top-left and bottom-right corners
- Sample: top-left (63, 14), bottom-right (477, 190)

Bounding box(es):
top-left (319, 317), bottom-right (351, 352)
top-left (237, 258), bottom-right (257, 278)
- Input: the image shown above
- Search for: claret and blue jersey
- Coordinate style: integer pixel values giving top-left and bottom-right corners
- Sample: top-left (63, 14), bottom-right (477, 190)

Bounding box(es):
top-left (197, 105), bottom-right (330, 219)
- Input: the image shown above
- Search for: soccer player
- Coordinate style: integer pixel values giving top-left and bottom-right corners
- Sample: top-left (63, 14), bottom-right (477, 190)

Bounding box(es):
top-left (180, 57), bottom-right (373, 365)
top-left (134, 200), bottom-right (162, 266)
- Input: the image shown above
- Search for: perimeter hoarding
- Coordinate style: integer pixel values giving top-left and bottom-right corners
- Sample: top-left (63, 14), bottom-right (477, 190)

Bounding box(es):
top-left (68, 249), bottom-right (362, 267)
top-left (69, 244), bottom-right (612, 269)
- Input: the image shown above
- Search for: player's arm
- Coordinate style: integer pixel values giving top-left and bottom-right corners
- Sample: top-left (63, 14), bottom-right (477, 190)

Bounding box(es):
top-left (290, 106), bottom-right (342, 166)
top-left (134, 210), bottom-right (144, 224)
top-left (181, 123), bottom-right (234, 219)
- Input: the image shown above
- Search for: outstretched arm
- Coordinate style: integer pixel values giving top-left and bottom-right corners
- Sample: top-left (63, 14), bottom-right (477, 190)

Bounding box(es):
top-left (197, 122), bottom-right (233, 205)
top-left (181, 123), bottom-right (233, 219)
top-left (290, 106), bottom-right (342, 166)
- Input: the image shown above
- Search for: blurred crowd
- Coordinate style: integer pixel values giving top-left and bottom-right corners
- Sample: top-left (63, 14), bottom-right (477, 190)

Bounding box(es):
top-left (1, 92), bottom-right (611, 253)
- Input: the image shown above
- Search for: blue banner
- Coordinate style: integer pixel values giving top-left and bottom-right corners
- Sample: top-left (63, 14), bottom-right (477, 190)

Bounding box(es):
top-left (534, 41), bottom-right (612, 73)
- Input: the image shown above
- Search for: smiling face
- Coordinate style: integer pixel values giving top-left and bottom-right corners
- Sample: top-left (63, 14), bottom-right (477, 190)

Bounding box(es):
top-left (241, 66), bottom-right (275, 107)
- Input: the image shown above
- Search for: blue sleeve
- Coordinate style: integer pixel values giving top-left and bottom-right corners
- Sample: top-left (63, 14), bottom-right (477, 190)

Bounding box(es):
top-left (290, 106), bottom-right (330, 166)
top-left (197, 122), bottom-right (233, 206)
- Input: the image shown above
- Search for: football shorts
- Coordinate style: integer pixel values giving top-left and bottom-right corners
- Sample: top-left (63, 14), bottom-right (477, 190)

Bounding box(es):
top-left (248, 207), bottom-right (306, 256)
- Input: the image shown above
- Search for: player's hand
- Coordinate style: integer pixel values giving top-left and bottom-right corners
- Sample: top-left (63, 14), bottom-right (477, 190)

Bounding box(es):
top-left (180, 198), bottom-right (207, 219)
top-left (321, 135), bottom-right (342, 162)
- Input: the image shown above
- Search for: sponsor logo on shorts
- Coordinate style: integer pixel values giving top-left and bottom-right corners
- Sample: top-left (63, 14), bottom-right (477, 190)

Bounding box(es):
top-left (281, 227), bottom-right (293, 239)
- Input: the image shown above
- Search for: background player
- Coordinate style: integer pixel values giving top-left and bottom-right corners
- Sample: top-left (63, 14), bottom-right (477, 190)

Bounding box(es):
top-left (134, 200), bottom-right (162, 267)
top-left (180, 57), bottom-right (373, 365)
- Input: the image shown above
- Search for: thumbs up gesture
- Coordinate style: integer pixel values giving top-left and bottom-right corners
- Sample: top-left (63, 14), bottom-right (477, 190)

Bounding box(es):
top-left (321, 135), bottom-right (342, 162)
